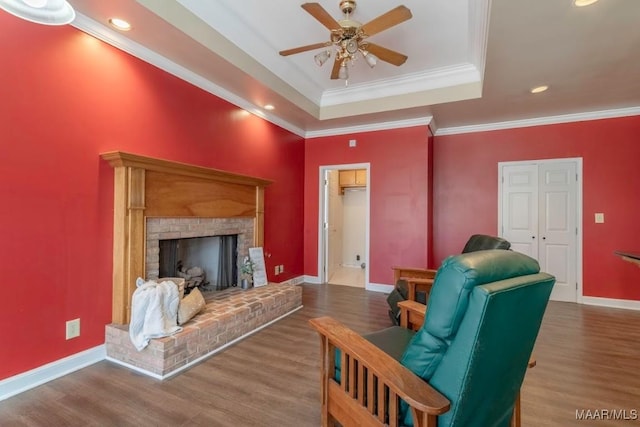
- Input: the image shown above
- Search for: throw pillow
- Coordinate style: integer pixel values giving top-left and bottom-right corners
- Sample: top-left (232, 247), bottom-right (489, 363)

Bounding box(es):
top-left (177, 287), bottom-right (206, 325)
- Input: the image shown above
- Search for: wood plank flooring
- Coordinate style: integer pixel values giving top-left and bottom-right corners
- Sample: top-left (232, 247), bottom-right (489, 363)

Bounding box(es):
top-left (1, 284), bottom-right (639, 426)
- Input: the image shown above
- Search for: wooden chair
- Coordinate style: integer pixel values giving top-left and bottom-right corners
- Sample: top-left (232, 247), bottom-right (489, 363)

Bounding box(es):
top-left (391, 266), bottom-right (437, 308)
top-left (310, 250), bottom-right (554, 427)
top-left (387, 234), bottom-right (511, 323)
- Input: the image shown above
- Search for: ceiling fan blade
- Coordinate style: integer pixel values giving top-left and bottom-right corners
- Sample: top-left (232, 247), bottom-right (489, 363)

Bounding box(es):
top-left (330, 57), bottom-right (341, 80)
top-left (365, 43), bottom-right (408, 66)
top-left (279, 42), bottom-right (331, 56)
top-left (360, 5), bottom-right (412, 37)
top-left (301, 3), bottom-right (342, 31)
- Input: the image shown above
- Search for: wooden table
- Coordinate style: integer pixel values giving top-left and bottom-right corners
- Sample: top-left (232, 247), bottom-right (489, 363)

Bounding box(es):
top-left (614, 251), bottom-right (640, 267)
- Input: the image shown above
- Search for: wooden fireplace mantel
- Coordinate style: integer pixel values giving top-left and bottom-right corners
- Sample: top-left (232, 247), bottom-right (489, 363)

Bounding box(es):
top-left (101, 151), bottom-right (272, 324)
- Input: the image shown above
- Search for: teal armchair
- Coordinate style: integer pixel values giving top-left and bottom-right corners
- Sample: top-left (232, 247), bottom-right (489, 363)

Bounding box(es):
top-left (310, 250), bottom-right (555, 427)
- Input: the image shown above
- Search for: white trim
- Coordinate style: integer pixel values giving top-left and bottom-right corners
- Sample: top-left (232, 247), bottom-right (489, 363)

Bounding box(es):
top-left (305, 117), bottom-right (432, 139)
top-left (68, 14), bottom-right (640, 142)
top-left (366, 283), bottom-right (394, 294)
top-left (320, 64), bottom-right (481, 107)
top-left (435, 106), bottom-right (640, 136)
top-left (0, 345), bottom-right (106, 401)
top-left (106, 305), bottom-right (303, 380)
top-left (303, 275), bottom-right (322, 284)
top-left (71, 13), bottom-right (306, 138)
top-left (469, 0), bottom-right (492, 81)
top-left (581, 296), bottom-right (640, 311)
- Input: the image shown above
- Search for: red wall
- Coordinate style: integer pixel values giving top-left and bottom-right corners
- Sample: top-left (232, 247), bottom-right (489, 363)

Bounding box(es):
top-left (0, 16), bottom-right (304, 379)
top-left (433, 116), bottom-right (640, 300)
top-left (304, 126), bottom-right (432, 285)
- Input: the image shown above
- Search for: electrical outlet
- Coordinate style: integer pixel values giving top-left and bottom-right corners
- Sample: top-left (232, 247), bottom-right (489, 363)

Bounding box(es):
top-left (595, 213), bottom-right (604, 223)
top-left (66, 318), bottom-right (80, 340)
top-left (274, 265), bottom-right (279, 275)
top-left (280, 264), bottom-right (284, 274)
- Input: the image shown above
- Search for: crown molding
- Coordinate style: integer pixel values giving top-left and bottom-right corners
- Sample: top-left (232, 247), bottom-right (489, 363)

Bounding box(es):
top-left (435, 106), bottom-right (640, 136)
top-left (71, 13), bottom-right (306, 138)
top-left (469, 0), bottom-right (492, 79)
top-left (320, 64), bottom-right (481, 108)
top-left (157, 0), bottom-right (325, 104)
top-left (305, 116), bottom-right (432, 139)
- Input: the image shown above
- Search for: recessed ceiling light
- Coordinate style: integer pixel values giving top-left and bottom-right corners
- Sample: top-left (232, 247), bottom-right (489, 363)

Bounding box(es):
top-left (109, 18), bottom-right (131, 31)
top-left (530, 85), bottom-right (549, 94)
top-left (574, 0), bottom-right (599, 7)
top-left (264, 104), bottom-right (275, 111)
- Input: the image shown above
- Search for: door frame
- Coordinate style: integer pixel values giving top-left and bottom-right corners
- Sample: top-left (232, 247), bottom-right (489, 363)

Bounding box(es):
top-left (497, 157), bottom-right (583, 303)
top-left (318, 163), bottom-right (370, 287)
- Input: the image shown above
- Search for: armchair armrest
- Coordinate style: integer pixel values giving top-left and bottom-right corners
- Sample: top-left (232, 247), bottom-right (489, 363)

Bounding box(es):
top-left (309, 316), bottom-right (450, 427)
top-left (398, 300), bottom-right (427, 331)
top-left (392, 266), bottom-right (437, 284)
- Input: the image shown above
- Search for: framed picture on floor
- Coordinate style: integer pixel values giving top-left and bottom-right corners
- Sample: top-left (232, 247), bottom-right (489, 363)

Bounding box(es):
top-left (249, 247), bottom-right (268, 287)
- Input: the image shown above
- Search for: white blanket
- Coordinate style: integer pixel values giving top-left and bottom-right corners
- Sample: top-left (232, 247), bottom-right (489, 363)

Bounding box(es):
top-left (129, 278), bottom-right (183, 351)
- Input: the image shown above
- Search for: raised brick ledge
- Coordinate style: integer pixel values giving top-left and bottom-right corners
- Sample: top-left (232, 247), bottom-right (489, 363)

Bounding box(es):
top-left (105, 284), bottom-right (302, 379)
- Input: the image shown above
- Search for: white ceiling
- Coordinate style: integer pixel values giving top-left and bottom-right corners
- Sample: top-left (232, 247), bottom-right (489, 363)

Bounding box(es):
top-left (66, 0), bottom-right (640, 136)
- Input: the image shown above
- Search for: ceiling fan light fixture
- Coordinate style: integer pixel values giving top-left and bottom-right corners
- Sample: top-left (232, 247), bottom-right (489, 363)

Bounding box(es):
top-left (338, 61), bottom-right (349, 80)
top-left (362, 50), bottom-right (378, 68)
top-left (0, 0), bottom-right (75, 25)
top-left (278, 1), bottom-right (412, 82)
top-left (314, 50), bottom-right (331, 67)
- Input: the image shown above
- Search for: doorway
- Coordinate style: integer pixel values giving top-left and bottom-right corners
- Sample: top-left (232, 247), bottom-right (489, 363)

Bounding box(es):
top-left (318, 164), bottom-right (370, 288)
top-left (498, 158), bottom-right (582, 302)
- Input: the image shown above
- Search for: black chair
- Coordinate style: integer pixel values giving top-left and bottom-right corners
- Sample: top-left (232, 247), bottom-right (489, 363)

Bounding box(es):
top-left (387, 234), bottom-right (511, 324)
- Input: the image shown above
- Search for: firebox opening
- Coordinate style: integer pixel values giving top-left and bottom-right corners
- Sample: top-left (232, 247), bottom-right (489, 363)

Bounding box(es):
top-left (159, 234), bottom-right (238, 293)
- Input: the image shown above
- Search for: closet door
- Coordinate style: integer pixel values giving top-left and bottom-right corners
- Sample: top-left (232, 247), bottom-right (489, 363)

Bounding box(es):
top-left (538, 162), bottom-right (577, 302)
top-left (500, 160), bottom-right (579, 303)
top-left (501, 164), bottom-right (539, 258)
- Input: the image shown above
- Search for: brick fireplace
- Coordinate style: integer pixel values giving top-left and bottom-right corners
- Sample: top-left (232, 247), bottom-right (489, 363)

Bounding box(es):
top-left (101, 151), bottom-right (272, 324)
top-left (101, 153), bottom-right (302, 379)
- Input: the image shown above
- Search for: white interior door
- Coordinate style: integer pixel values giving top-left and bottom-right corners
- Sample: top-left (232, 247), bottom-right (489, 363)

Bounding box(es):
top-left (326, 170), bottom-right (343, 282)
top-left (538, 162), bottom-right (577, 302)
top-left (501, 164), bottom-right (539, 258)
top-left (500, 159), bottom-right (580, 303)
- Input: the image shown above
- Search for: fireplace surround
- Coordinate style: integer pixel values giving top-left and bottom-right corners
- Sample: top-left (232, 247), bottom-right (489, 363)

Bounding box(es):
top-left (102, 153), bottom-right (304, 378)
top-left (101, 152), bottom-right (272, 324)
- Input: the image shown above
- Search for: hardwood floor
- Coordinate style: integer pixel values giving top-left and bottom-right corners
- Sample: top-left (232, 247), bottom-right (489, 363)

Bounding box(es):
top-left (1, 284), bottom-right (639, 426)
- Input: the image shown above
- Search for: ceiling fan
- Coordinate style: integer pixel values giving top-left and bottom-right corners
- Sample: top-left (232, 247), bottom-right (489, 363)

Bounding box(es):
top-left (279, 1), bottom-right (412, 81)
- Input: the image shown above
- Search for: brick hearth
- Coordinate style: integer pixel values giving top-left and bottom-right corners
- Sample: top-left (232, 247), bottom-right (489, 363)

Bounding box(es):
top-left (105, 283), bottom-right (302, 379)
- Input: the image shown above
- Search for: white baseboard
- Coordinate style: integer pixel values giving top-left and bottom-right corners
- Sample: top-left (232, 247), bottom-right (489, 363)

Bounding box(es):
top-left (0, 345), bottom-right (106, 402)
top-left (303, 275), bottom-right (321, 284)
top-left (581, 296), bottom-right (640, 311)
top-left (366, 282), bottom-right (394, 293)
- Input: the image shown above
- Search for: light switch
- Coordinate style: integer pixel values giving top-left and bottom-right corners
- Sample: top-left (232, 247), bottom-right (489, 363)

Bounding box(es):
top-left (595, 213), bottom-right (604, 223)
top-left (349, 139), bottom-right (357, 147)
